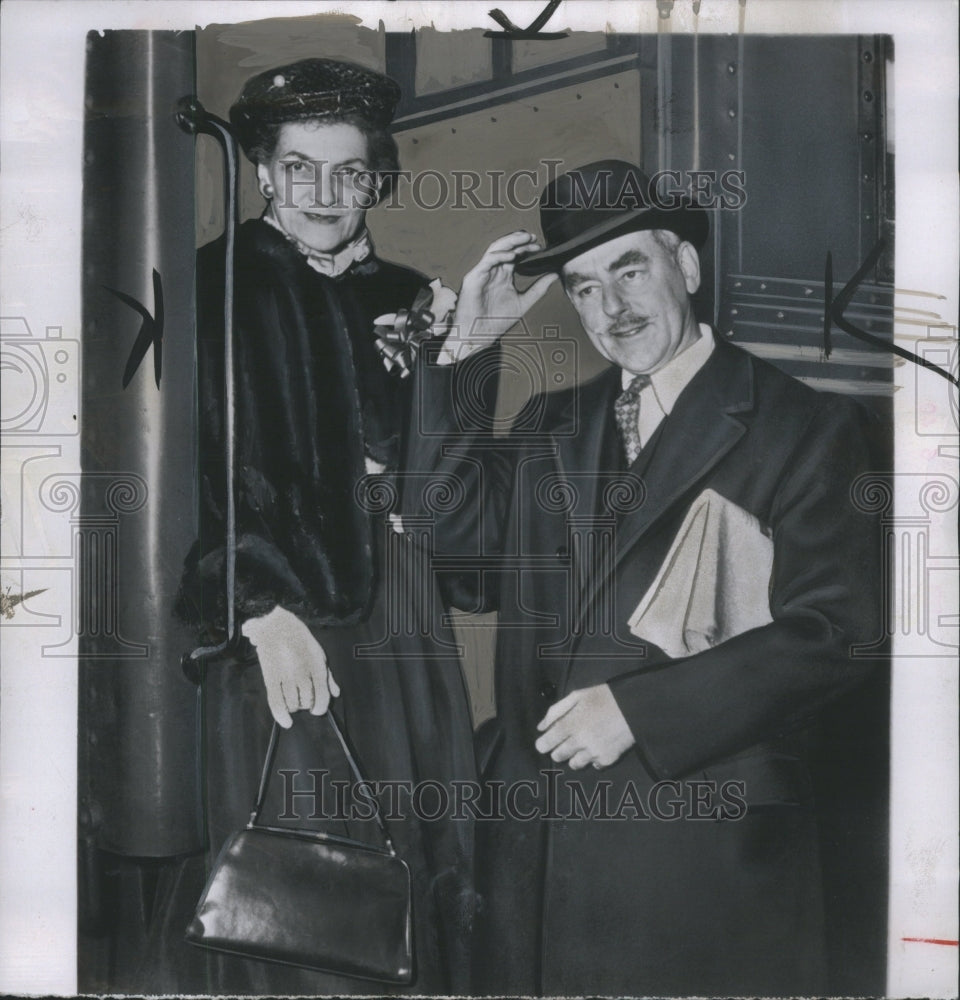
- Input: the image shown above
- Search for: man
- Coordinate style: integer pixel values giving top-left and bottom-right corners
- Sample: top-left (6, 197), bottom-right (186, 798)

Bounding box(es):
top-left (405, 160), bottom-right (883, 996)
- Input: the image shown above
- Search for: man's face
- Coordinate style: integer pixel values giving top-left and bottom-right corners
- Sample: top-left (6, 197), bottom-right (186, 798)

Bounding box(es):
top-left (562, 230), bottom-right (701, 374)
top-left (257, 120), bottom-right (375, 254)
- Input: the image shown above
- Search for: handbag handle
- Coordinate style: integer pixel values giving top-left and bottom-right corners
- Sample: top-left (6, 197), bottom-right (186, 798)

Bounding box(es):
top-left (249, 714), bottom-right (398, 857)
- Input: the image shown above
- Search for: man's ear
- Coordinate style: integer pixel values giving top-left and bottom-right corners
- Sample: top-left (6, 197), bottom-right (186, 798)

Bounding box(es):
top-left (677, 242), bottom-right (701, 295)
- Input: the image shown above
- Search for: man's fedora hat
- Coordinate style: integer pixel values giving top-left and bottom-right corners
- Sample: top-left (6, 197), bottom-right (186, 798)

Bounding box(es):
top-left (515, 159), bottom-right (709, 275)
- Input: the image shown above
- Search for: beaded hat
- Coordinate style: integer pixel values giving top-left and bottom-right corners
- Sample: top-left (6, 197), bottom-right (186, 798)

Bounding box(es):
top-left (230, 58), bottom-right (402, 159)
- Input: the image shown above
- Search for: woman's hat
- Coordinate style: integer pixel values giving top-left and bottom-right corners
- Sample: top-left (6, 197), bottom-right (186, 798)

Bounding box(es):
top-left (515, 159), bottom-right (710, 275)
top-left (230, 58), bottom-right (401, 156)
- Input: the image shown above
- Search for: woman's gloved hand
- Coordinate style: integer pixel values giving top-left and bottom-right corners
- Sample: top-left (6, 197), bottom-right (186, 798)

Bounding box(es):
top-left (241, 605), bottom-right (340, 728)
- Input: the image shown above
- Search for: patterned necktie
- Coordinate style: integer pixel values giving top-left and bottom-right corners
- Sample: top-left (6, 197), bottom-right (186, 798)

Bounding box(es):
top-left (614, 373), bottom-right (651, 466)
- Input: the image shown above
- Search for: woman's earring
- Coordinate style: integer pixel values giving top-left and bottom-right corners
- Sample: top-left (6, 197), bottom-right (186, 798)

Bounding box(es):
top-left (260, 183), bottom-right (274, 200)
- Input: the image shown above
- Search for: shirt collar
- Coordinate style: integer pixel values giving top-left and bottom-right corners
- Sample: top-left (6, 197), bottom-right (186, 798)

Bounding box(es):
top-left (621, 323), bottom-right (715, 414)
top-left (263, 209), bottom-right (373, 277)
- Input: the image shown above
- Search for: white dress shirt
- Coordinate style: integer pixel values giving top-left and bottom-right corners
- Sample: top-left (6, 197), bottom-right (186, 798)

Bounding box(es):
top-left (621, 323), bottom-right (715, 449)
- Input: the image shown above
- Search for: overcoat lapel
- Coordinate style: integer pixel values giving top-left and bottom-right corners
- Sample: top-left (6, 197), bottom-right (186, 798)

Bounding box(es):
top-left (573, 342), bottom-right (757, 648)
top-left (551, 366), bottom-right (622, 527)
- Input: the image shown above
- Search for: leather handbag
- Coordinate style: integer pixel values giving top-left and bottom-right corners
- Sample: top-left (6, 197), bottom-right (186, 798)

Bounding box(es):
top-left (185, 713), bottom-right (414, 983)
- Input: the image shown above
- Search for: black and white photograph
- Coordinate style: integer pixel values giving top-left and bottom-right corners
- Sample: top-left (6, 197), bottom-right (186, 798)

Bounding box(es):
top-left (0, 2), bottom-right (957, 997)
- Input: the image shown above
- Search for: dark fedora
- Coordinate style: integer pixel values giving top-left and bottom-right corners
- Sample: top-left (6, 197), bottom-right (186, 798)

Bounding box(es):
top-left (515, 159), bottom-right (709, 275)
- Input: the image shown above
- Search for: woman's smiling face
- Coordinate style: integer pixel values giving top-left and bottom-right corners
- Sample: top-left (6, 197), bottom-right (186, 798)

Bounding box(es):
top-left (257, 120), bottom-right (376, 253)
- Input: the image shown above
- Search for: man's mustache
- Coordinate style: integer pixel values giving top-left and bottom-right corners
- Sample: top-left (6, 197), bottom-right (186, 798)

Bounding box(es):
top-left (605, 316), bottom-right (651, 337)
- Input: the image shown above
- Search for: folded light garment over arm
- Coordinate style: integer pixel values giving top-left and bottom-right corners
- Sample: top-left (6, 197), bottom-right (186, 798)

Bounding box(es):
top-left (627, 489), bottom-right (774, 659)
top-left (609, 395), bottom-right (883, 779)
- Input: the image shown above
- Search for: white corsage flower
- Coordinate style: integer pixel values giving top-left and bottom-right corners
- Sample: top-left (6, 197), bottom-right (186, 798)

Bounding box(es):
top-left (373, 278), bottom-right (459, 377)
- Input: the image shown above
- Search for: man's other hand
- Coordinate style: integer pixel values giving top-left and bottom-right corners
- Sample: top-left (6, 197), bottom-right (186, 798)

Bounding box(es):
top-left (535, 684), bottom-right (636, 770)
top-left (241, 605), bottom-right (341, 728)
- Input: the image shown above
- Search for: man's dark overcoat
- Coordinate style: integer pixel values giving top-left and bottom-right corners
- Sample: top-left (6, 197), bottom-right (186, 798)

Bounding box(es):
top-left (403, 334), bottom-right (883, 997)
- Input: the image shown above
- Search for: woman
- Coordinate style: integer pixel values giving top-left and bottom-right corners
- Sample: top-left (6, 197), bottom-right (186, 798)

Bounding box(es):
top-left (165, 58), bottom-right (477, 995)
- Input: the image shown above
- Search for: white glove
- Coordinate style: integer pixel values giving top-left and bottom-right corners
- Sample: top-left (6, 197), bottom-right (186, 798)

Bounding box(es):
top-left (241, 605), bottom-right (340, 728)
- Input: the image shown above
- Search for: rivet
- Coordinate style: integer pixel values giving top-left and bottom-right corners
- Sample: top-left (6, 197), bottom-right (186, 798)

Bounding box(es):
top-left (760, 282), bottom-right (767, 290)
top-left (727, 62), bottom-right (737, 74)
top-left (863, 90), bottom-right (874, 103)
top-left (731, 308), bottom-right (739, 316)
top-left (727, 108), bottom-right (737, 118)
top-left (727, 152), bottom-right (735, 161)
top-left (777, 311), bottom-right (785, 320)
top-left (862, 51), bottom-right (873, 63)
top-left (734, 281), bottom-right (742, 288)
top-left (804, 288), bottom-right (813, 296)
